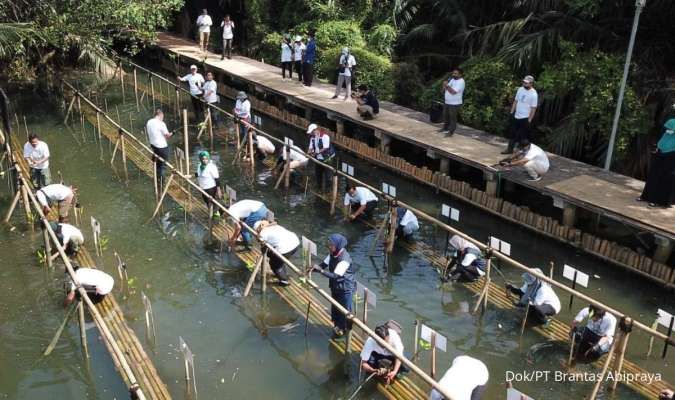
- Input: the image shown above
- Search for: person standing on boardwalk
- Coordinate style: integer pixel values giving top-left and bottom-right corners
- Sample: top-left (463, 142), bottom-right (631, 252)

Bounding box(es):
top-left (220, 15), bottom-right (235, 60)
top-left (281, 35), bottom-right (294, 79)
top-left (23, 133), bottom-right (51, 188)
top-left (203, 72), bottom-right (219, 127)
top-left (177, 65), bottom-right (205, 121)
top-left (234, 91), bottom-right (251, 144)
top-left (332, 47), bottom-right (356, 100)
top-left (313, 234), bottom-right (356, 338)
top-left (36, 183), bottom-right (76, 223)
top-left (195, 150), bottom-right (222, 214)
top-left (196, 9), bottom-right (213, 53)
top-left (502, 75), bottom-right (538, 154)
top-left (255, 220), bottom-right (299, 286)
top-left (146, 109), bottom-right (172, 190)
top-left (439, 68), bottom-right (465, 137)
top-left (293, 35), bottom-right (305, 83)
top-left (302, 30), bottom-right (316, 86)
top-left (637, 117), bottom-right (675, 208)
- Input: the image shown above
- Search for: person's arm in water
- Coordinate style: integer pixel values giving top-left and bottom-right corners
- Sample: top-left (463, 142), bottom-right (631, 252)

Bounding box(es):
top-left (64, 289), bottom-right (76, 307)
top-left (350, 202), bottom-right (367, 220)
top-left (506, 283), bottom-right (525, 296)
top-left (385, 358), bottom-right (402, 384)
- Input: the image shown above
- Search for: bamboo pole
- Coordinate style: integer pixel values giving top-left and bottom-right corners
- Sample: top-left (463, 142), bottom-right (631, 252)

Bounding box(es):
top-left (150, 75), bottom-right (156, 110)
top-left (610, 319), bottom-right (632, 391)
top-left (64, 95), bottom-right (77, 125)
top-left (133, 68), bottom-right (139, 111)
top-left (519, 302), bottom-right (530, 337)
top-left (247, 127), bottom-right (255, 175)
top-left (78, 300), bottom-right (90, 358)
top-left (386, 206), bottom-right (397, 253)
top-left (304, 300), bottom-right (312, 336)
top-left (119, 63), bottom-right (125, 102)
top-left (243, 255), bottom-right (264, 297)
top-left (120, 131), bottom-right (128, 181)
top-left (330, 175), bottom-right (339, 215)
top-left (20, 184), bottom-right (32, 224)
top-left (430, 332), bottom-right (437, 379)
top-left (208, 108), bottom-right (214, 150)
top-left (183, 109), bottom-right (189, 176)
top-left (3, 189), bottom-right (22, 223)
top-left (43, 220), bottom-right (53, 267)
top-left (261, 252), bottom-right (267, 293)
top-left (588, 338), bottom-right (620, 399)
top-left (149, 173), bottom-right (175, 220)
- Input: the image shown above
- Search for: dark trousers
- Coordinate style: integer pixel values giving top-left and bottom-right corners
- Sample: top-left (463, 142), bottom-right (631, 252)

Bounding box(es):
top-left (330, 289), bottom-right (353, 331)
top-left (190, 95), bottom-right (203, 121)
top-left (294, 61), bottom-right (303, 82)
top-left (527, 303), bottom-right (556, 325)
top-left (267, 247), bottom-right (295, 282)
top-left (508, 117), bottom-right (531, 151)
top-left (442, 104), bottom-right (461, 134)
top-left (282, 62), bottom-right (293, 79)
top-left (366, 352), bottom-right (409, 373)
top-left (350, 201), bottom-right (377, 219)
top-left (571, 327), bottom-right (608, 363)
top-left (201, 186), bottom-right (218, 209)
top-left (222, 39), bottom-right (232, 58)
top-left (302, 62), bottom-right (313, 86)
top-left (151, 145), bottom-right (170, 188)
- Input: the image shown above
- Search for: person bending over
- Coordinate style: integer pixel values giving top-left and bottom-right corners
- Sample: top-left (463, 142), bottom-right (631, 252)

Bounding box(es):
top-left (36, 183), bottom-right (76, 223)
top-left (430, 355), bottom-right (489, 400)
top-left (395, 207), bottom-right (419, 241)
top-left (360, 321), bottom-right (407, 384)
top-left (506, 268), bottom-right (561, 325)
top-left (227, 199), bottom-right (268, 248)
top-left (49, 221), bottom-right (84, 255)
top-left (343, 185), bottom-right (378, 221)
top-left (64, 265), bottom-right (114, 306)
top-left (445, 235), bottom-right (486, 282)
top-left (569, 304), bottom-right (617, 363)
top-left (255, 220), bottom-right (299, 286)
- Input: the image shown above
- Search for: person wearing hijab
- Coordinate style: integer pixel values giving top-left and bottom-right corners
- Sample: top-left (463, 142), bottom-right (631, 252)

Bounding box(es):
top-left (637, 118), bottom-right (675, 208)
top-left (254, 220), bottom-right (299, 286)
top-left (445, 235), bottom-right (486, 282)
top-left (313, 234), bottom-right (356, 338)
top-left (506, 268), bottom-right (561, 325)
top-left (195, 151), bottom-right (222, 214)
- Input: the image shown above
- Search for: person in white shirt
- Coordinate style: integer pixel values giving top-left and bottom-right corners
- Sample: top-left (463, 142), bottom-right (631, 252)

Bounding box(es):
top-left (430, 355), bottom-right (489, 400)
top-left (502, 139), bottom-right (550, 182)
top-left (293, 36), bottom-right (305, 82)
top-left (395, 206), bottom-right (419, 241)
top-left (344, 185), bottom-right (378, 221)
top-left (440, 68), bottom-right (465, 137)
top-left (196, 9), bottom-right (212, 52)
top-left (254, 220), bottom-right (299, 286)
top-left (195, 151), bottom-right (222, 213)
top-left (23, 134), bottom-right (51, 188)
top-left (360, 322), bottom-right (407, 384)
top-left (227, 199), bottom-right (268, 247)
top-left (446, 235), bottom-right (486, 282)
top-left (178, 65), bottom-right (205, 121)
top-left (332, 47), bottom-right (356, 100)
top-left (64, 266), bottom-right (114, 305)
top-left (507, 268), bottom-right (561, 325)
top-left (220, 15), bottom-right (235, 60)
top-left (251, 130), bottom-right (275, 159)
top-left (502, 75), bottom-right (538, 154)
top-left (570, 304), bottom-right (617, 363)
top-left (49, 221), bottom-right (84, 255)
top-left (306, 123), bottom-right (336, 191)
top-left (202, 72), bottom-right (220, 127)
top-left (146, 109), bottom-right (173, 188)
top-left (234, 91), bottom-right (251, 144)
top-left (281, 35), bottom-right (294, 79)
top-left (36, 183), bottom-right (76, 222)
top-left (275, 144), bottom-right (308, 174)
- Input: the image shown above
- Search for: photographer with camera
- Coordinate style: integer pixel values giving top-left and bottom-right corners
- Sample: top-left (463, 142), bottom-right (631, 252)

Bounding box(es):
top-left (331, 47), bottom-right (356, 100)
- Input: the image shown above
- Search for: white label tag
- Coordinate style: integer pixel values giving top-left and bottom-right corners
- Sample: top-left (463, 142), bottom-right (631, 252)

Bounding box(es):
top-left (657, 309), bottom-right (674, 329)
top-left (450, 208), bottom-right (460, 222)
top-left (225, 185), bottom-right (236, 202)
top-left (507, 388), bottom-right (534, 400)
top-left (420, 325), bottom-right (446, 352)
top-left (90, 216), bottom-right (100, 235)
top-left (301, 236), bottom-right (317, 256)
top-left (489, 236), bottom-right (511, 256)
top-left (179, 336), bottom-right (194, 362)
top-left (563, 264), bottom-right (589, 288)
top-left (441, 204), bottom-right (450, 217)
top-left (348, 165), bottom-right (354, 176)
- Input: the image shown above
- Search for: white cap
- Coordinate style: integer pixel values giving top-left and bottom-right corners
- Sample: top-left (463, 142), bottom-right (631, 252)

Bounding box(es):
top-left (523, 75), bottom-right (535, 83)
top-left (190, 64), bottom-right (197, 70)
top-left (461, 253), bottom-right (477, 267)
top-left (295, 35), bottom-right (302, 42)
top-left (306, 123), bottom-right (318, 134)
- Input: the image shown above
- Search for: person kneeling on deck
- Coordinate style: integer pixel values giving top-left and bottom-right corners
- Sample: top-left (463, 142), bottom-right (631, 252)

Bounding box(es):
top-left (227, 199), bottom-right (269, 249)
top-left (49, 222), bottom-right (84, 256)
top-left (306, 123), bottom-right (336, 191)
top-left (445, 235), bottom-right (485, 282)
top-left (354, 85), bottom-right (379, 120)
top-left (64, 266), bottom-right (114, 306)
top-left (395, 207), bottom-right (419, 241)
top-left (275, 144), bottom-right (308, 176)
top-left (430, 355), bottom-right (489, 400)
top-left (569, 304), bottom-right (617, 363)
top-left (500, 139), bottom-right (549, 182)
top-left (344, 185), bottom-right (378, 221)
top-left (252, 130), bottom-right (275, 160)
top-left (312, 234), bottom-right (355, 338)
top-left (506, 268), bottom-right (561, 325)
top-left (360, 321), bottom-right (407, 384)
top-left (36, 183), bottom-right (77, 223)
top-left (195, 151), bottom-right (222, 217)
top-left (254, 220), bottom-right (299, 286)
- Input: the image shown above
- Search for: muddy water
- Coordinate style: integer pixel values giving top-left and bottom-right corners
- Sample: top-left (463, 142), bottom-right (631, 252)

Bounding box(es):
top-left (0, 74), bottom-right (673, 400)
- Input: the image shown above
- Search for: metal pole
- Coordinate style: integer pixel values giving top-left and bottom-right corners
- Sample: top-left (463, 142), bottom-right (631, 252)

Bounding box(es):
top-left (604, 0), bottom-right (645, 170)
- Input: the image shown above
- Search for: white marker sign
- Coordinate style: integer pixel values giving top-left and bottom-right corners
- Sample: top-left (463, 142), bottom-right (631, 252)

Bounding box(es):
top-left (489, 236), bottom-right (511, 256)
top-left (420, 324), bottom-right (447, 352)
top-left (657, 309), bottom-right (674, 329)
top-left (90, 216), bottom-right (101, 235)
top-left (356, 282), bottom-right (377, 307)
top-left (563, 264), bottom-right (589, 288)
top-left (225, 185), bottom-right (237, 202)
top-left (341, 162), bottom-right (355, 176)
top-left (301, 236), bottom-right (317, 256)
top-left (382, 182), bottom-right (397, 197)
top-left (507, 387), bottom-right (534, 400)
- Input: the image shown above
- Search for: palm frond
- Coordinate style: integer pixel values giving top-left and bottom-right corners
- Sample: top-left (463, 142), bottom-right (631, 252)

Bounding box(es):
top-left (0, 22), bottom-right (41, 59)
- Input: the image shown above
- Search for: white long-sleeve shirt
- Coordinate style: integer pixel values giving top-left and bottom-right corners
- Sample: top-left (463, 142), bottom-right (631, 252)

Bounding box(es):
top-left (574, 307), bottom-right (617, 339)
top-left (196, 15), bottom-right (213, 33)
top-left (180, 73), bottom-right (205, 96)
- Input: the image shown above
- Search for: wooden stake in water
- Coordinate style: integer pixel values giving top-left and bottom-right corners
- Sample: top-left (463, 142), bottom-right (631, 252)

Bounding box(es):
top-left (247, 127), bottom-right (255, 175)
top-left (150, 75), bottom-right (156, 110)
top-left (43, 220), bottom-right (53, 267)
top-left (119, 63), bottom-right (125, 103)
top-left (243, 255), bottom-right (264, 297)
top-left (610, 318), bottom-right (632, 391)
top-left (330, 175), bottom-right (339, 215)
top-left (430, 332), bottom-right (437, 379)
top-left (64, 96), bottom-right (76, 125)
top-left (3, 189), bottom-right (22, 223)
top-left (386, 206), bottom-right (397, 253)
top-left (183, 109), bottom-right (190, 176)
top-left (78, 300), bottom-right (89, 359)
top-left (304, 300), bottom-right (312, 336)
top-left (150, 173), bottom-right (175, 221)
top-left (133, 68), bottom-right (139, 111)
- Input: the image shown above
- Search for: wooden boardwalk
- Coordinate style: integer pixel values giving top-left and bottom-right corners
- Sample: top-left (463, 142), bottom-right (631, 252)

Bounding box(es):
top-left (155, 32), bottom-right (675, 240)
top-left (9, 135), bottom-right (171, 400)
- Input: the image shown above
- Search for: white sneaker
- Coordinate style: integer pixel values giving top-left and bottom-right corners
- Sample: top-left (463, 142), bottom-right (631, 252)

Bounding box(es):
top-left (527, 175), bottom-right (542, 182)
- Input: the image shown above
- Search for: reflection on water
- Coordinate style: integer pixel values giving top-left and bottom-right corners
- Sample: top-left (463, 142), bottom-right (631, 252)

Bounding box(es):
top-left (0, 76), bottom-right (673, 400)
